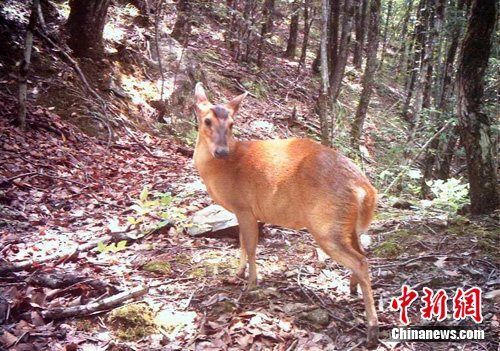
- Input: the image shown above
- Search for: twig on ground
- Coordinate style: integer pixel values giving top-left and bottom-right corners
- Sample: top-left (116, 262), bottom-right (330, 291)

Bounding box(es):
top-left (122, 124), bottom-right (161, 158)
top-left (0, 230), bottom-right (152, 275)
top-left (42, 285), bottom-right (149, 319)
top-left (296, 266), bottom-right (365, 334)
top-left (0, 172), bottom-right (38, 186)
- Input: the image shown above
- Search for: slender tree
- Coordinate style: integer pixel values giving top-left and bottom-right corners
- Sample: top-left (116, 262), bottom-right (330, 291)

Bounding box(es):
top-left (285, 0), bottom-right (300, 58)
top-left (318, 0), bottom-right (331, 145)
top-left (18, 0), bottom-right (39, 130)
top-left (257, 0), bottom-right (275, 66)
top-left (396, 0), bottom-right (414, 73)
top-left (351, 0), bottom-right (381, 146)
top-left (353, 0), bottom-right (368, 69)
top-left (329, 0), bottom-right (355, 100)
top-left (171, 0), bottom-right (192, 43)
top-left (456, 0), bottom-right (498, 214)
top-left (66, 0), bottom-right (111, 58)
top-left (299, 0), bottom-right (314, 67)
top-left (379, 0), bottom-right (393, 66)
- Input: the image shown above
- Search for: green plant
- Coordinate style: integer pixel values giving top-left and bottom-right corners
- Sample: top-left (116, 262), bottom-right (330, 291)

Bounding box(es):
top-left (127, 185), bottom-right (191, 234)
top-left (97, 240), bottom-right (127, 254)
top-left (423, 178), bottom-right (470, 213)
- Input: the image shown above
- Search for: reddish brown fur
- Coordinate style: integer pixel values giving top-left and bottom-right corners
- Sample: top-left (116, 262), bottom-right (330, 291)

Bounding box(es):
top-left (193, 84), bottom-right (379, 347)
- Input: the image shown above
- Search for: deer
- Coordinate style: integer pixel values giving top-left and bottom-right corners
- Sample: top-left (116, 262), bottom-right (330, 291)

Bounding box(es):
top-left (193, 83), bottom-right (379, 347)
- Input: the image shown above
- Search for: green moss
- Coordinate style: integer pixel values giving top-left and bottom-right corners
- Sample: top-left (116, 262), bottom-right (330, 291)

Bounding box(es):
top-left (175, 254), bottom-right (191, 265)
top-left (475, 228), bottom-right (500, 256)
top-left (374, 240), bottom-right (402, 258)
top-left (189, 256), bottom-right (239, 277)
top-left (75, 319), bottom-right (94, 332)
top-left (108, 304), bottom-right (157, 341)
top-left (189, 267), bottom-right (206, 278)
top-left (142, 261), bottom-right (172, 275)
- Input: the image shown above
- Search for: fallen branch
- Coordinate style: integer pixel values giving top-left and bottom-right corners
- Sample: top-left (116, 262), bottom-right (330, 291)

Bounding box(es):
top-left (0, 231), bottom-right (150, 275)
top-left (122, 124), bottom-right (161, 158)
top-left (296, 266), bottom-right (365, 334)
top-left (42, 285), bottom-right (149, 320)
top-left (0, 171), bottom-right (38, 186)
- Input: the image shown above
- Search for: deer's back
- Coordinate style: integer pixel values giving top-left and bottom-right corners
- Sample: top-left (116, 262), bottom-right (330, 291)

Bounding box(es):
top-left (199, 138), bottom-right (375, 230)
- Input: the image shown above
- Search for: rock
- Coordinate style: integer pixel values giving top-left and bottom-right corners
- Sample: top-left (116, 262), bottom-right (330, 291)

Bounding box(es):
top-left (392, 199), bottom-right (414, 209)
top-left (484, 289), bottom-right (500, 302)
top-left (142, 261), bottom-right (172, 275)
top-left (301, 308), bottom-right (330, 327)
top-left (188, 205), bottom-right (239, 237)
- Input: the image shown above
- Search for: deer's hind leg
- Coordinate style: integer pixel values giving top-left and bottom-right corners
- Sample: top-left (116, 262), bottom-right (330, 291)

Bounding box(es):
top-left (311, 224), bottom-right (379, 348)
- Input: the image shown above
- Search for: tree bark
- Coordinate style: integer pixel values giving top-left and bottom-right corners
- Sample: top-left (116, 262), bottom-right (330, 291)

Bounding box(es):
top-left (401, 0), bottom-right (427, 123)
top-left (353, 0), bottom-right (368, 69)
top-left (329, 0), bottom-right (354, 100)
top-left (18, 0), bottom-right (39, 130)
top-left (318, 0), bottom-right (331, 145)
top-left (456, 0), bottom-right (498, 214)
top-left (299, 0), bottom-right (314, 67)
top-left (379, 0), bottom-right (393, 66)
top-left (395, 0), bottom-right (414, 73)
top-left (285, 0), bottom-right (300, 58)
top-left (351, 0), bottom-right (381, 146)
top-left (257, 0), bottom-right (275, 66)
top-left (66, 0), bottom-right (111, 58)
top-left (171, 0), bottom-right (192, 44)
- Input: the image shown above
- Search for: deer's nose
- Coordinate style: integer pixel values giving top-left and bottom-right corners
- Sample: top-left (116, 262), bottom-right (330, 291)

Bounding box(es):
top-left (214, 147), bottom-right (229, 159)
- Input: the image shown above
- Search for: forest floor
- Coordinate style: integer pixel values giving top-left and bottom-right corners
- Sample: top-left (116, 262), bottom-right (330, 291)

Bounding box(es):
top-left (1, 1), bottom-right (499, 351)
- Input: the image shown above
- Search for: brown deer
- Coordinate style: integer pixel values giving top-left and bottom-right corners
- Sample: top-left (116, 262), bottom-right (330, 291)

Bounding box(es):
top-left (193, 83), bottom-right (379, 347)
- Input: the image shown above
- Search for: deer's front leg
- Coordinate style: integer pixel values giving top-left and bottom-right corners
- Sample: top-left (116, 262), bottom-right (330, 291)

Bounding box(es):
top-left (236, 211), bottom-right (259, 288)
top-left (236, 231), bottom-right (247, 278)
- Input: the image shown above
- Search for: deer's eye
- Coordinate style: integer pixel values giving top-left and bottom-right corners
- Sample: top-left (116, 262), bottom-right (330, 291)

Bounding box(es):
top-left (204, 119), bottom-right (212, 127)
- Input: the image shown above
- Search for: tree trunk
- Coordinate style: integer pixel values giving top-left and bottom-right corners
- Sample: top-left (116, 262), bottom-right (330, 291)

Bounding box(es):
top-left (327, 0), bottom-right (340, 75)
top-left (312, 46), bottom-right (321, 73)
top-left (379, 0), bottom-right (393, 66)
top-left (353, 0), bottom-right (368, 69)
top-left (299, 0), bottom-right (313, 67)
top-left (66, 0), bottom-right (111, 58)
top-left (401, 0), bottom-right (427, 123)
top-left (257, 0), bottom-right (275, 67)
top-left (318, 0), bottom-right (331, 145)
top-left (434, 1), bottom-right (463, 180)
top-left (285, 0), bottom-right (300, 58)
top-left (436, 126), bottom-right (459, 179)
top-left (18, 0), bottom-right (39, 130)
top-left (412, 0), bottom-right (435, 122)
top-left (351, 0), bottom-right (381, 146)
top-left (171, 0), bottom-right (192, 44)
top-left (396, 0), bottom-right (414, 73)
top-left (457, 0), bottom-right (498, 214)
top-left (329, 0), bottom-right (354, 100)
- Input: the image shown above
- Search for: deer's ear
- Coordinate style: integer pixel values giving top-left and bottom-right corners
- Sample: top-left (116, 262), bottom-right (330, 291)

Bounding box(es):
top-left (227, 92), bottom-right (248, 116)
top-left (195, 82), bottom-right (208, 104)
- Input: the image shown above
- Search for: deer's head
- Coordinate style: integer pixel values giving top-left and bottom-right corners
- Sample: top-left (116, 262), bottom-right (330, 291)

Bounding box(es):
top-left (194, 83), bottom-right (247, 159)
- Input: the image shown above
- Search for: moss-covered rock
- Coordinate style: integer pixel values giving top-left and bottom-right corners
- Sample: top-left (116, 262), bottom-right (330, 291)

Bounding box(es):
top-left (142, 261), bottom-right (172, 275)
top-left (107, 303), bottom-right (157, 341)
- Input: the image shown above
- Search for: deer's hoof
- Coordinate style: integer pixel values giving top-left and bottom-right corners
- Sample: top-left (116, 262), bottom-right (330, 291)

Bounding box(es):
top-left (236, 268), bottom-right (246, 279)
top-left (366, 324), bottom-right (379, 349)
